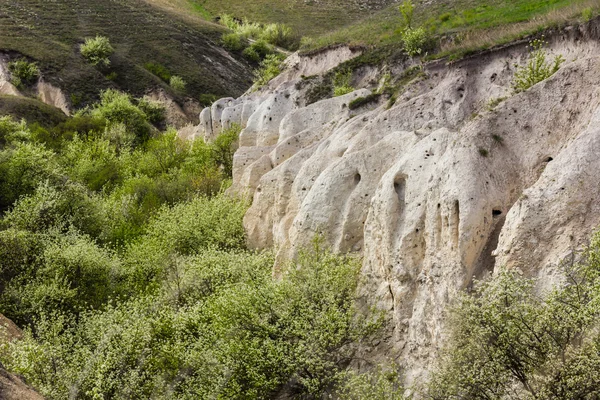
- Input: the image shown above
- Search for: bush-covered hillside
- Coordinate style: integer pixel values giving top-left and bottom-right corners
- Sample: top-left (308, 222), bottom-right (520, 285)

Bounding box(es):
top-left (0, 0), bottom-right (253, 107)
top-left (0, 89), bottom-right (398, 399)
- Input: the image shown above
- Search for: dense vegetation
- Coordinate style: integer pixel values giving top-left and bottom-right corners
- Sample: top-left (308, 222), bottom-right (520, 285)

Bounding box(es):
top-left (429, 235), bottom-right (600, 399)
top-left (0, 90), bottom-right (397, 399)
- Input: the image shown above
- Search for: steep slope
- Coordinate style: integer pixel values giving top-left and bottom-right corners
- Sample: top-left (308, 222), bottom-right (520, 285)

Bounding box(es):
top-left (0, 0), bottom-right (253, 110)
top-left (192, 19), bottom-right (600, 385)
top-left (189, 0), bottom-right (397, 36)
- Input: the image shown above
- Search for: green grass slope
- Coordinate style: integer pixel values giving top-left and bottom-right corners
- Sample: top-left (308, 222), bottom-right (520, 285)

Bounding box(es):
top-left (305, 0), bottom-right (600, 57)
top-left (0, 95), bottom-right (67, 127)
top-left (0, 0), bottom-right (253, 107)
top-left (188, 0), bottom-right (398, 37)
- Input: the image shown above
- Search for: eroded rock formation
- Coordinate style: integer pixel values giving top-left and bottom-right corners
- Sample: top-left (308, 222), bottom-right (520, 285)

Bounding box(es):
top-left (188, 23), bottom-right (600, 383)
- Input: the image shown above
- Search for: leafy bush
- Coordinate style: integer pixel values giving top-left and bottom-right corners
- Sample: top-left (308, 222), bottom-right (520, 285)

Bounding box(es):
top-left (219, 13), bottom-right (239, 30)
top-left (334, 367), bottom-right (406, 400)
top-left (80, 35), bottom-right (114, 67)
top-left (349, 93), bottom-right (381, 110)
top-left (0, 141), bottom-right (62, 211)
top-left (136, 97), bottom-right (166, 126)
top-left (90, 89), bottom-right (152, 144)
top-left (333, 70), bottom-right (355, 96)
top-left (259, 23), bottom-right (295, 49)
top-left (398, 0), bottom-right (415, 29)
top-left (143, 62), bottom-right (171, 82)
top-left (7, 59), bottom-right (39, 88)
top-left (401, 27), bottom-right (428, 57)
top-left (198, 93), bottom-right (218, 107)
top-left (252, 53), bottom-right (284, 88)
top-left (243, 39), bottom-right (274, 62)
top-left (2, 239), bottom-right (378, 399)
top-left (169, 75), bottom-right (186, 92)
top-left (513, 38), bottom-right (564, 93)
top-left (219, 14), bottom-right (297, 51)
top-left (428, 233), bottom-right (600, 399)
top-left (211, 124), bottom-right (240, 177)
top-left (221, 32), bottom-right (245, 51)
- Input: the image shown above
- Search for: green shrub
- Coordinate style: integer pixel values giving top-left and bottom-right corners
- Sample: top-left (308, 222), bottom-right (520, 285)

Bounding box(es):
top-left (2, 181), bottom-right (106, 238)
top-left (61, 136), bottom-right (123, 191)
top-left (582, 7), bottom-right (594, 22)
top-left (401, 27), bottom-right (428, 57)
top-left (428, 232), bottom-right (600, 399)
top-left (198, 93), bottom-right (218, 107)
top-left (0, 142), bottom-right (62, 211)
top-left (136, 97), bottom-right (166, 126)
top-left (169, 75), bottom-right (186, 92)
top-left (143, 62), bottom-right (171, 82)
top-left (398, 0), bottom-right (415, 29)
top-left (211, 124), bottom-right (240, 177)
top-left (7, 59), bottom-right (39, 88)
top-left (259, 23), bottom-right (295, 48)
top-left (90, 89), bottom-right (151, 145)
top-left (219, 13), bottom-right (239, 30)
top-left (243, 39), bottom-right (274, 62)
top-left (1, 239), bottom-right (379, 399)
top-left (0, 116), bottom-right (30, 147)
top-left (221, 32), bottom-right (245, 51)
top-left (513, 38), bottom-right (564, 93)
top-left (252, 53), bottom-right (284, 88)
top-left (349, 93), bottom-right (381, 110)
top-left (333, 70), bottom-right (355, 96)
top-left (334, 367), bottom-right (406, 400)
top-left (80, 35), bottom-right (114, 67)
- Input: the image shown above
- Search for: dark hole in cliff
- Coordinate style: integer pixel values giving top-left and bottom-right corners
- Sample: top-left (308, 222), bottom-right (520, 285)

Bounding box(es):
top-left (394, 177), bottom-right (406, 205)
top-left (354, 173), bottom-right (361, 185)
top-left (492, 209), bottom-right (502, 217)
top-left (269, 117), bottom-right (272, 121)
top-left (545, 157), bottom-right (553, 162)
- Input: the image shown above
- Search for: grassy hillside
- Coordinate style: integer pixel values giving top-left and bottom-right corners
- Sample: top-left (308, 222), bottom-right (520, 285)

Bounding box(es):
top-left (0, 0), bottom-right (253, 107)
top-left (187, 0), bottom-right (398, 37)
top-left (304, 0), bottom-right (600, 57)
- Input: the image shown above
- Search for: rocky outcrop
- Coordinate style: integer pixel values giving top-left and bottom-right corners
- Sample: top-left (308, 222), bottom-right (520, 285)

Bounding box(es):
top-left (188, 23), bottom-right (600, 385)
top-left (0, 314), bottom-right (45, 400)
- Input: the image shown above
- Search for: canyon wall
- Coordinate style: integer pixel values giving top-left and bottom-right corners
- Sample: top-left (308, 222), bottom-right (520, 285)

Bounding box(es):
top-left (189, 22), bottom-right (600, 383)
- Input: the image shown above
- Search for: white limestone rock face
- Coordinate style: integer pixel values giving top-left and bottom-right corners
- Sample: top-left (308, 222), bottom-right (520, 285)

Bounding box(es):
top-left (191, 30), bottom-right (600, 386)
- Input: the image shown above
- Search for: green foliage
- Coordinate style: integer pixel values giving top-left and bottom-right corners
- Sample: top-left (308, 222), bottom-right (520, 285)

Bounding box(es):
top-left (513, 38), bottom-right (565, 93)
top-left (1, 236), bottom-right (377, 399)
top-left (198, 93), bottom-right (219, 107)
top-left (221, 32), bottom-right (245, 51)
top-left (252, 53), bottom-right (284, 88)
top-left (348, 93), bottom-right (381, 110)
top-left (398, 0), bottom-right (415, 29)
top-left (333, 70), bottom-right (355, 97)
top-left (334, 366), bottom-right (406, 400)
top-left (169, 75), bottom-right (187, 92)
top-left (0, 91), bottom-right (384, 399)
top-left (243, 39), bottom-right (275, 62)
top-left (428, 233), bottom-right (600, 399)
top-left (80, 35), bottom-right (114, 67)
top-left (211, 124), bottom-right (240, 177)
top-left (401, 27), bottom-right (428, 57)
top-left (89, 89), bottom-right (152, 145)
top-left (136, 97), bottom-right (166, 126)
top-left (582, 7), bottom-right (594, 22)
top-left (219, 14), bottom-right (296, 50)
top-left (7, 59), bottom-right (39, 88)
top-left (144, 62), bottom-right (172, 82)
